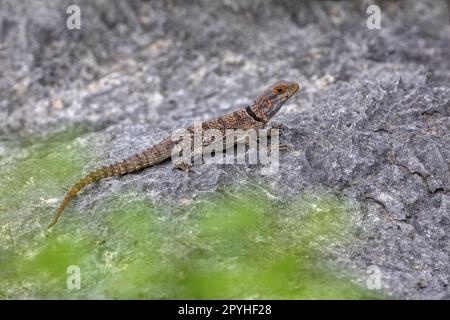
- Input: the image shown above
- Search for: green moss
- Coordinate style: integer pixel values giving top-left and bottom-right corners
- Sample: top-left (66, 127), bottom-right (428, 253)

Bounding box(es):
top-left (0, 131), bottom-right (382, 299)
top-left (0, 129), bottom-right (89, 216)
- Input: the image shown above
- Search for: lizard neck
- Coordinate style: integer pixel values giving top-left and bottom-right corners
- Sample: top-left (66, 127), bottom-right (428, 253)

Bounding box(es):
top-left (246, 97), bottom-right (269, 124)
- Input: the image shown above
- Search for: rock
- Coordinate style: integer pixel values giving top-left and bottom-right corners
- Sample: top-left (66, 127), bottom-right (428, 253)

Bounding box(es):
top-left (0, 0), bottom-right (449, 299)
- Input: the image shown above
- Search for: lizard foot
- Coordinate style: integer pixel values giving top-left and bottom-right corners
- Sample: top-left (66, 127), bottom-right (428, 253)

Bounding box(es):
top-left (268, 143), bottom-right (291, 152)
top-left (269, 122), bottom-right (287, 132)
top-left (173, 162), bottom-right (195, 173)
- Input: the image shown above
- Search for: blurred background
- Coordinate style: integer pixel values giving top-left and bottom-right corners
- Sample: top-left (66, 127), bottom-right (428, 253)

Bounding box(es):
top-left (1, 0), bottom-right (448, 135)
top-left (0, 0), bottom-right (449, 300)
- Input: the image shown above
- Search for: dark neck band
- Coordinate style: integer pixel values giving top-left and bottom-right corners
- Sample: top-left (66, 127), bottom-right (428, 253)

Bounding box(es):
top-left (245, 105), bottom-right (265, 123)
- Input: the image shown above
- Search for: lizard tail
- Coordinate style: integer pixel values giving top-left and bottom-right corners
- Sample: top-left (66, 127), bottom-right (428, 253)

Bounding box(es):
top-left (48, 167), bottom-right (109, 228)
top-left (49, 139), bottom-right (174, 228)
top-left (48, 157), bottom-right (143, 228)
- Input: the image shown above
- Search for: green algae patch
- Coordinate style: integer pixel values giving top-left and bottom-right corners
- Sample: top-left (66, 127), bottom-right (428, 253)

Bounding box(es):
top-left (1, 237), bottom-right (92, 298)
top-left (1, 181), bottom-right (380, 299)
top-left (0, 128), bottom-right (90, 225)
top-left (0, 132), bottom-right (379, 299)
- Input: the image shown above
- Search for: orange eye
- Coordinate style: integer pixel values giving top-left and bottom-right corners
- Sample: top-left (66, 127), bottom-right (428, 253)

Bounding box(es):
top-left (274, 86), bottom-right (286, 94)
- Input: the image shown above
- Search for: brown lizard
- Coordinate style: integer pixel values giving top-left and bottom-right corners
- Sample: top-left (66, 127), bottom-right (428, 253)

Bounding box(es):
top-left (49, 80), bottom-right (299, 227)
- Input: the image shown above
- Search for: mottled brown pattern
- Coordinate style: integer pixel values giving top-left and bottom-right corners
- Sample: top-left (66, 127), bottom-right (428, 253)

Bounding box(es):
top-left (203, 109), bottom-right (263, 132)
top-left (49, 80), bottom-right (299, 227)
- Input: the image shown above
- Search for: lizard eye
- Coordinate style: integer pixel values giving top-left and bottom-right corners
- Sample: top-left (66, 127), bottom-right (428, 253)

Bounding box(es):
top-left (274, 86), bottom-right (286, 94)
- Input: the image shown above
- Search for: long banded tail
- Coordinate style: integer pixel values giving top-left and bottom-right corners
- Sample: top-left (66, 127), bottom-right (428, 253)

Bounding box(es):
top-left (48, 167), bottom-right (111, 228)
top-left (48, 138), bottom-right (173, 228)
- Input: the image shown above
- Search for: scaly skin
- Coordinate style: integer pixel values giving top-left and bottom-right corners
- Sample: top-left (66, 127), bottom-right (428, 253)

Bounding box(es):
top-left (49, 80), bottom-right (299, 227)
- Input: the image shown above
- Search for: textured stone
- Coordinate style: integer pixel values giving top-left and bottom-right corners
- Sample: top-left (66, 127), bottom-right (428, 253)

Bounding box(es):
top-left (0, 0), bottom-right (449, 299)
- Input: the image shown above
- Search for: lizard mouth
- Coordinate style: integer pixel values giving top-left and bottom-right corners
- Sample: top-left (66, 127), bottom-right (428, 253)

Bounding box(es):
top-left (286, 82), bottom-right (299, 98)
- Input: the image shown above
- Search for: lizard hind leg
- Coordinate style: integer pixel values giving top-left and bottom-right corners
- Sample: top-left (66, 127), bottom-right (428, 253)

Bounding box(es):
top-left (172, 161), bottom-right (195, 173)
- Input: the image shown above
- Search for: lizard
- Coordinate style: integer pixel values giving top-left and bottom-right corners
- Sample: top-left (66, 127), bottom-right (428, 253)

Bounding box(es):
top-left (48, 80), bottom-right (299, 228)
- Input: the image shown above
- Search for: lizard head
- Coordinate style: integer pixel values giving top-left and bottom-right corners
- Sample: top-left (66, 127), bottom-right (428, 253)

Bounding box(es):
top-left (259, 80), bottom-right (299, 120)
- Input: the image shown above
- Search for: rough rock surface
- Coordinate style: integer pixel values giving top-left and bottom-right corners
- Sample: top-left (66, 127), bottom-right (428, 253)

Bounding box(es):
top-left (0, 0), bottom-right (449, 299)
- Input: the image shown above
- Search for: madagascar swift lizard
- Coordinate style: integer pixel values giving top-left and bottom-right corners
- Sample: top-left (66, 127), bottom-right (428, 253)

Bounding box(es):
top-left (49, 80), bottom-right (299, 227)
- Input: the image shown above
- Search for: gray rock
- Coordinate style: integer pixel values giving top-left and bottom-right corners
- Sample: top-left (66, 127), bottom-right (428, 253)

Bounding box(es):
top-left (0, 0), bottom-right (449, 299)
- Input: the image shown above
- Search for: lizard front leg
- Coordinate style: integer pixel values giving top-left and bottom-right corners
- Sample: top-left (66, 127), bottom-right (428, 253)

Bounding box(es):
top-left (261, 126), bottom-right (291, 153)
